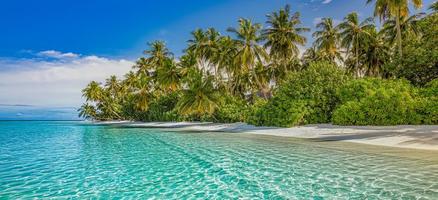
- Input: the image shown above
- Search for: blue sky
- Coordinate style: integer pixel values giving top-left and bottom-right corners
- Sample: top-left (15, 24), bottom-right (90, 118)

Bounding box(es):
top-left (0, 0), bottom-right (434, 119)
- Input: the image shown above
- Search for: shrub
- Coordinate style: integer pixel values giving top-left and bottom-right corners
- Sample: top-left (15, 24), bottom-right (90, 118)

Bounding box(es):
top-left (138, 92), bottom-right (182, 122)
top-left (336, 78), bottom-right (413, 104)
top-left (333, 78), bottom-right (438, 125)
top-left (247, 61), bottom-right (349, 127)
top-left (213, 95), bottom-right (249, 123)
top-left (333, 87), bottom-right (416, 125)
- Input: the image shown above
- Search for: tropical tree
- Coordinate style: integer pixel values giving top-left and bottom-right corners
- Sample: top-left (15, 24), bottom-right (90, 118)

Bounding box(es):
top-left (186, 28), bottom-right (221, 75)
top-left (362, 29), bottom-right (391, 76)
top-left (156, 59), bottom-right (181, 92)
top-left (78, 103), bottom-right (97, 120)
top-left (313, 18), bottom-right (342, 63)
top-left (82, 81), bottom-right (104, 102)
top-left (338, 12), bottom-right (375, 75)
top-left (177, 69), bottom-right (221, 117)
top-left (381, 13), bottom-right (425, 46)
top-left (263, 5), bottom-right (309, 75)
top-left (144, 40), bottom-right (173, 68)
top-left (227, 18), bottom-right (269, 96)
top-left (431, 1), bottom-right (438, 13)
top-left (366, 0), bottom-right (423, 56)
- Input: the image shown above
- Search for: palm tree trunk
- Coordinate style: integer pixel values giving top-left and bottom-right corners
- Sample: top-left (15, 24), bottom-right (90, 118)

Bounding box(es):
top-left (355, 38), bottom-right (360, 77)
top-left (395, 11), bottom-right (403, 56)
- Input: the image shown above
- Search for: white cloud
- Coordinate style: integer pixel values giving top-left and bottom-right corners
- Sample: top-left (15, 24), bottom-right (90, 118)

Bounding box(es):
top-left (0, 51), bottom-right (134, 107)
top-left (37, 50), bottom-right (80, 59)
top-left (322, 0), bottom-right (333, 4)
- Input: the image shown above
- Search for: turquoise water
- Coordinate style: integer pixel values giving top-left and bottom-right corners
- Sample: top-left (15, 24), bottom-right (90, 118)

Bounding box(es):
top-left (1, 121), bottom-right (437, 199)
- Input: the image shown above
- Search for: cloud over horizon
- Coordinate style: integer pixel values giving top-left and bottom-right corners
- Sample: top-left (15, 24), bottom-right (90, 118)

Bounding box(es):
top-left (0, 50), bottom-right (134, 107)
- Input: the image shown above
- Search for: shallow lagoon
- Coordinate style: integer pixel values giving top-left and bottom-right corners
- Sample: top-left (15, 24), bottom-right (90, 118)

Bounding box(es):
top-left (1, 121), bottom-right (437, 199)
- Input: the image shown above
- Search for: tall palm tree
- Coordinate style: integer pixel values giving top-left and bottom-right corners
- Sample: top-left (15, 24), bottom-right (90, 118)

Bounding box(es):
top-left (263, 5), bottom-right (309, 68)
top-left (338, 12), bottom-right (375, 75)
top-left (144, 40), bottom-right (173, 68)
top-left (313, 18), bottom-right (342, 63)
top-left (366, 0), bottom-right (423, 56)
top-left (381, 13), bottom-right (425, 45)
top-left (186, 28), bottom-right (221, 73)
top-left (227, 18), bottom-right (269, 96)
top-left (177, 69), bottom-right (220, 117)
top-left (211, 36), bottom-right (238, 90)
top-left (362, 29), bottom-right (391, 76)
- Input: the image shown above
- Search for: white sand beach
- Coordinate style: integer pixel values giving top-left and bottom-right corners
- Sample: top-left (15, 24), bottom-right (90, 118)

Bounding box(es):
top-left (95, 121), bottom-right (438, 151)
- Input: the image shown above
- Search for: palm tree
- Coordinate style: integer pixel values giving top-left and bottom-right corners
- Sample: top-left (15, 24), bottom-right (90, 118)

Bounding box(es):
top-left (338, 12), bottom-right (375, 75)
top-left (82, 81), bottom-right (104, 102)
top-left (131, 75), bottom-right (152, 112)
top-left (313, 18), bottom-right (342, 63)
top-left (177, 69), bottom-right (220, 117)
top-left (211, 36), bottom-right (238, 90)
top-left (381, 13), bottom-right (425, 46)
top-left (186, 28), bottom-right (221, 73)
top-left (227, 18), bottom-right (269, 96)
top-left (144, 40), bottom-right (173, 68)
top-left (156, 59), bottom-right (181, 92)
top-left (78, 103), bottom-right (97, 120)
top-left (431, 1), bottom-right (438, 13)
top-left (362, 29), bottom-right (391, 76)
top-left (263, 5), bottom-right (309, 69)
top-left (366, 0), bottom-right (423, 56)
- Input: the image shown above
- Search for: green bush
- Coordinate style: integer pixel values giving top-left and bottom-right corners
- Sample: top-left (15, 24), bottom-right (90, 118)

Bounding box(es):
top-left (337, 78), bottom-right (413, 104)
top-left (213, 95), bottom-right (249, 123)
top-left (333, 87), bottom-right (416, 125)
top-left (138, 92), bottom-right (182, 122)
top-left (246, 61), bottom-right (349, 127)
top-left (333, 78), bottom-right (438, 125)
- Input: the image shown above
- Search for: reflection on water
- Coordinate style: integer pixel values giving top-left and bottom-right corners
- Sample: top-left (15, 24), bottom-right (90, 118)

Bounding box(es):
top-left (0, 121), bottom-right (437, 199)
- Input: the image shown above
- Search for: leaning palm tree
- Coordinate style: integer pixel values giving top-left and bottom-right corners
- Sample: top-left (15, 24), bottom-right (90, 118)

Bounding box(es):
top-left (263, 5), bottom-right (309, 71)
top-left (227, 18), bottom-right (269, 96)
top-left (177, 69), bottom-right (220, 117)
top-left (78, 103), bottom-right (97, 120)
top-left (366, 0), bottom-right (423, 56)
top-left (381, 13), bottom-right (425, 46)
top-left (338, 12), bottom-right (375, 75)
top-left (313, 18), bottom-right (342, 63)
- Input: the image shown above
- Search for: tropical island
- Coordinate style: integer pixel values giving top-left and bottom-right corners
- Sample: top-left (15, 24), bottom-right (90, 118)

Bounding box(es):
top-left (2, 1), bottom-right (438, 199)
top-left (79, 1), bottom-right (437, 129)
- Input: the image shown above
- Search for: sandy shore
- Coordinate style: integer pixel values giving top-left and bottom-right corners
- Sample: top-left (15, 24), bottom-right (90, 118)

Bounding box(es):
top-left (95, 121), bottom-right (438, 151)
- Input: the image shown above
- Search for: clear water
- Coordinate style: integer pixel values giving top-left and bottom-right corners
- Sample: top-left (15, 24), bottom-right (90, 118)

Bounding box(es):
top-left (1, 121), bottom-right (437, 199)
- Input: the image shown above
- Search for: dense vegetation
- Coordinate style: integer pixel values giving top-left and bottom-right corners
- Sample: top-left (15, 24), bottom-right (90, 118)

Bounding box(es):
top-left (79, 1), bottom-right (438, 127)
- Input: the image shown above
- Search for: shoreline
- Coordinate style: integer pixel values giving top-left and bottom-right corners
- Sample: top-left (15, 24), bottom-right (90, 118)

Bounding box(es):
top-left (92, 121), bottom-right (438, 151)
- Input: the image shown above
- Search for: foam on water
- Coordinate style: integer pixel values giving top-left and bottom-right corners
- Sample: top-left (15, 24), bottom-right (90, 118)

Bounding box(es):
top-left (0, 121), bottom-right (437, 199)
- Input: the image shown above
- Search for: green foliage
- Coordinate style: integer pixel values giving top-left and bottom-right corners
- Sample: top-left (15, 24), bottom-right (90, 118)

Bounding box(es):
top-left (333, 78), bottom-right (437, 125)
top-left (247, 61), bottom-right (349, 127)
top-left (213, 95), bottom-right (249, 123)
top-left (138, 92), bottom-right (181, 122)
top-left (333, 88), bottom-right (416, 125)
top-left (337, 78), bottom-right (414, 103)
top-left (390, 15), bottom-right (438, 86)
